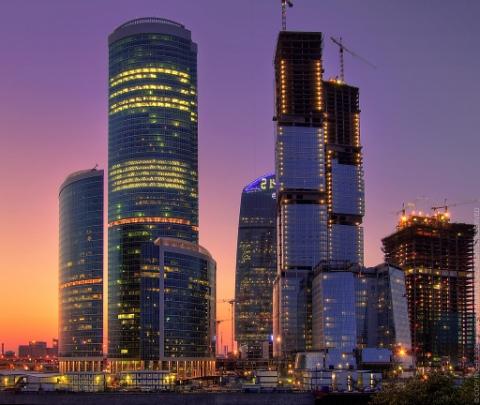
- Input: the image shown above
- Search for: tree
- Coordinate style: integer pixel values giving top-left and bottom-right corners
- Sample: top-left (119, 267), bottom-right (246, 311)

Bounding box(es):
top-left (370, 373), bottom-right (475, 405)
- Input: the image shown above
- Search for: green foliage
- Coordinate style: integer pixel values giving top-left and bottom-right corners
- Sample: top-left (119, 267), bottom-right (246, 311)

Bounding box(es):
top-left (370, 373), bottom-right (478, 405)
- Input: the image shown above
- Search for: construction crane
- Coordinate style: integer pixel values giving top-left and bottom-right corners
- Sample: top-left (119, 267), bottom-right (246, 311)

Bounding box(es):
top-left (217, 299), bottom-right (237, 354)
top-left (330, 36), bottom-right (376, 82)
top-left (391, 197), bottom-right (431, 217)
top-left (281, 0), bottom-right (294, 31)
top-left (217, 298), bottom-right (249, 355)
top-left (215, 319), bottom-right (228, 355)
top-left (431, 199), bottom-right (480, 214)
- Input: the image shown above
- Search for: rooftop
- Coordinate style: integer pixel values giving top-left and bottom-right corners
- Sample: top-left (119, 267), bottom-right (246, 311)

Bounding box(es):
top-left (109, 17), bottom-right (193, 45)
top-left (59, 167), bottom-right (103, 195)
top-left (112, 17), bottom-right (184, 33)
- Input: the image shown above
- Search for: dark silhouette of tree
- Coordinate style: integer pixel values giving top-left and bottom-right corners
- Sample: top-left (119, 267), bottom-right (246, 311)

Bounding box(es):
top-left (370, 373), bottom-right (476, 405)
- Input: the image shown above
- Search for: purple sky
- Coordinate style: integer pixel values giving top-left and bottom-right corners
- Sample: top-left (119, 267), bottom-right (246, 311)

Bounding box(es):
top-left (0, 0), bottom-right (479, 349)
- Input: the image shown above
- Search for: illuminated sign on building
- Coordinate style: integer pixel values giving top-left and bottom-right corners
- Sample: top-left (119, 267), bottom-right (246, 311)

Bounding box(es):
top-left (244, 173), bottom-right (276, 194)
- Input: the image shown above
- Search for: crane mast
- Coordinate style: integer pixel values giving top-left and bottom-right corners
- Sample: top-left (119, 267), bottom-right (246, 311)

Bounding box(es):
top-left (281, 0), bottom-right (293, 31)
top-left (330, 36), bottom-right (376, 82)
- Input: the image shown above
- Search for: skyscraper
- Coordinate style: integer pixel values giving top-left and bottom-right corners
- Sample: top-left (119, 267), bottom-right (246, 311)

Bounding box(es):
top-left (234, 173), bottom-right (277, 359)
top-left (107, 18), bottom-right (211, 372)
top-left (59, 168), bottom-right (104, 373)
top-left (273, 31), bottom-right (328, 357)
top-left (272, 31), bottom-right (365, 357)
top-left (382, 211), bottom-right (476, 367)
top-left (323, 82), bottom-right (364, 265)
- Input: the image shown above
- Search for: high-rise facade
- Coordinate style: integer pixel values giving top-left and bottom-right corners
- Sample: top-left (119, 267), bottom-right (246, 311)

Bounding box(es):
top-left (59, 168), bottom-right (104, 373)
top-left (382, 212), bottom-right (476, 367)
top-left (234, 174), bottom-right (277, 359)
top-left (323, 82), bottom-right (364, 265)
top-left (311, 263), bottom-right (412, 369)
top-left (155, 238), bottom-right (216, 377)
top-left (107, 18), bottom-right (214, 373)
top-left (272, 31), bottom-right (364, 357)
top-left (273, 31), bottom-right (328, 357)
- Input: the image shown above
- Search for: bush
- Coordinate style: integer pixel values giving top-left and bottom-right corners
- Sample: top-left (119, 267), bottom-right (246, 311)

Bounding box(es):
top-left (370, 373), bottom-right (477, 405)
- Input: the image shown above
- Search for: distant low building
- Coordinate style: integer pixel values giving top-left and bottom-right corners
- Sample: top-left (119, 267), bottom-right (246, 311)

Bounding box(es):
top-left (4, 351), bottom-right (15, 359)
top-left (18, 341), bottom-right (49, 359)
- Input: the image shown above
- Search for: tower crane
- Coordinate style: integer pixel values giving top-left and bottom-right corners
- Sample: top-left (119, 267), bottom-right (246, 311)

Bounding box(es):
top-left (215, 319), bottom-right (228, 355)
top-left (431, 199), bottom-right (480, 214)
top-left (391, 197), bottom-right (430, 217)
top-left (330, 36), bottom-right (376, 82)
top-left (217, 299), bottom-right (237, 355)
top-left (281, 0), bottom-right (294, 31)
top-left (217, 298), bottom-right (249, 355)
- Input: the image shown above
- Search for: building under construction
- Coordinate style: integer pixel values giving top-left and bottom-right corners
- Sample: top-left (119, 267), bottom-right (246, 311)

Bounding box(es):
top-left (323, 81), bottom-right (364, 266)
top-left (382, 211), bottom-right (476, 368)
top-left (272, 29), bottom-right (366, 357)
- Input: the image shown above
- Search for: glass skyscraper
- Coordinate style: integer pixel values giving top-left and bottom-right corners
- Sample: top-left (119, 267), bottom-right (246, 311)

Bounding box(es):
top-left (58, 168), bottom-right (103, 373)
top-left (273, 31), bottom-right (328, 356)
top-left (324, 82), bottom-right (364, 265)
top-left (108, 18), bottom-right (214, 373)
top-left (272, 31), bottom-right (365, 358)
top-left (234, 174), bottom-right (276, 359)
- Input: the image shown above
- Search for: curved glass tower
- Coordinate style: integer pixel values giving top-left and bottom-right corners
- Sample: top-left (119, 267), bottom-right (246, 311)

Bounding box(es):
top-left (234, 174), bottom-right (277, 359)
top-left (108, 18), bottom-right (199, 368)
top-left (58, 168), bottom-right (103, 373)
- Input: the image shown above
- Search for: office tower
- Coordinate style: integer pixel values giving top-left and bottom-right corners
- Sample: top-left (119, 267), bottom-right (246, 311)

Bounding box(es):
top-left (234, 173), bottom-right (277, 359)
top-left (108, 18), bottom-right (214, 375)
top-left (323, 82), bottom-right (364, 265)
top-left (272, 31), bottom-right (365, 357)
top-left (154, 238), bottom-right (216, 377)
top-left (383, 211), bottom-right (476, 367)
top-left (311, 263), bottom-right (412, 369)
top-left (58, 168), bottom-right (104, 372)
top-left (272, 31), bottom-right (328, 357)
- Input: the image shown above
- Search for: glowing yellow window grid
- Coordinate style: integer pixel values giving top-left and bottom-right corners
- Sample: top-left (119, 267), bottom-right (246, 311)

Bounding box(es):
top-left (110, 159), bottom-right (196, 192)
top-left (110, 67), bottom-right (191, 87)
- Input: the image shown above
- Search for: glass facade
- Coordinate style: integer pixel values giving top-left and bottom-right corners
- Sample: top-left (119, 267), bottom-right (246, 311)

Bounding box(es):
top-left (157, 239), bottom-right (216, 360)
top-left (273, 32), bottom-right (366, 358)
top-left (324, 82), bottom-right (364, 266)
top-left (234, 174), bottom-right (276, 359)
top-left (58, 169), bottom-right (103, 370)
top-left (311, 263), bottom-right (411, 365)
top-left (273, 269), bottom-right (312, 356)
top-left (273, 32), bottom-right (328, 357)
top-left (374, 265), bottom-right (412, 351)
top-left (312, 271), bottom-right (357, 352)
top-left (108, 18), bottom-right (198, 363)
